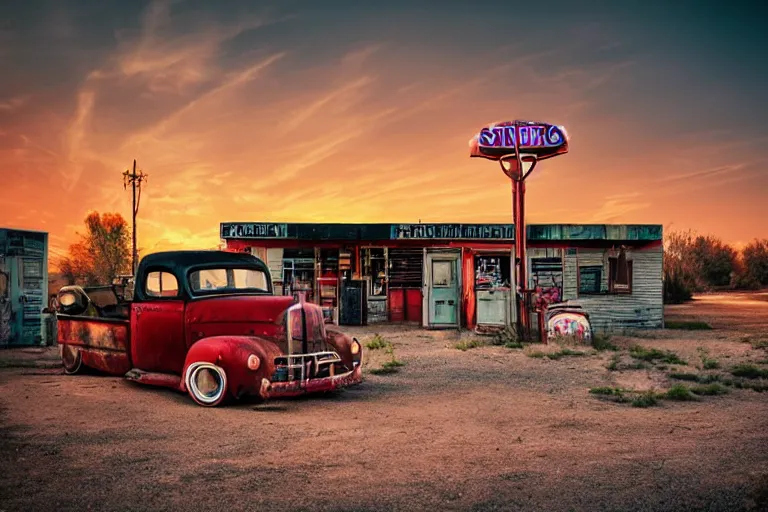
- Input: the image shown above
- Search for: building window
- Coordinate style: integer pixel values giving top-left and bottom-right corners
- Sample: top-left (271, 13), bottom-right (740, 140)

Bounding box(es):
top-left (362, 248), bottom-right (387, 297)
top-left (609, 256), bottom-right (633, 294)
top-left (282, 249), bottom-right (315, 300)
top-left (578, 265), bottom-right (603, 295)
top-left (576, 247), bottom-right (633, 296)
top-left (474, 255), bottom-right (511, 289)
top-left (432, 260), bottom-right (455, 287)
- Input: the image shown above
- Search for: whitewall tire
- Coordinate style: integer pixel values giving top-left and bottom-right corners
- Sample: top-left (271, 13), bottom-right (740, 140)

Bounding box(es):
top-left (185, 362), bottom-right (228, 407)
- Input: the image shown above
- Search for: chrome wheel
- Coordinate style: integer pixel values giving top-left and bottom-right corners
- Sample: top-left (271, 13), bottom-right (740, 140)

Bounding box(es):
top-left (185, 362), bottom-right (228, 407)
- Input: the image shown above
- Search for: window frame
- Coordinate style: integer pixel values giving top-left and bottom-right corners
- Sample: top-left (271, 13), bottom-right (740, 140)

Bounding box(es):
top-left (144, 268), bottom-right (181, 299)
top-left (608, 257), bottom-right (633, 294)
top-left (577, 265), bottom-right (603, 295)
top-left (187, 266), bottom-right (272, 297)
top-left (431, 260), bottom-right (455, 288)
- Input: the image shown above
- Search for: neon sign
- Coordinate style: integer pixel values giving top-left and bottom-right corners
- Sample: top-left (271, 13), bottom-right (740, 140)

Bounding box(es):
top-left (469, 120), bottom-right (569, 162)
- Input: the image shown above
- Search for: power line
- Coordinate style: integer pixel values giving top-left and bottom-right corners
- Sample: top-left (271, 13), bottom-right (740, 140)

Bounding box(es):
top-left (122, 160), bottom-right (148, 275)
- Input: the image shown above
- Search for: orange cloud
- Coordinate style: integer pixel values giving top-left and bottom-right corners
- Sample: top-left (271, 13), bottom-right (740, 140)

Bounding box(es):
top-left (1, 0), bottom-right (766, 269)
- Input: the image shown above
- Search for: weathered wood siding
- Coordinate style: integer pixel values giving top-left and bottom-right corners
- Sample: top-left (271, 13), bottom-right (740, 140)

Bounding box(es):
top-left (562, 245), bottom-right (663, 332)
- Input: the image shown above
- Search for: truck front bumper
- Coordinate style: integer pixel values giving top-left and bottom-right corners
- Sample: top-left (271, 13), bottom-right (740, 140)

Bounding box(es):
top-left (261, 364), bottom-right (362, 399)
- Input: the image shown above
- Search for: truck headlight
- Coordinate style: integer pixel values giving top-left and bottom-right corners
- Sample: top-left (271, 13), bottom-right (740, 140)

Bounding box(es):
top-left (351, 339), bottom-right (361, 355)
top-left (247, 354), bottom-right (261, 371)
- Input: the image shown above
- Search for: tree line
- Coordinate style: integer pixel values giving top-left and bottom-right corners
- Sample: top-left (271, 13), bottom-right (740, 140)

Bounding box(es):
top-left (664, 231), bottom-right (768, 304)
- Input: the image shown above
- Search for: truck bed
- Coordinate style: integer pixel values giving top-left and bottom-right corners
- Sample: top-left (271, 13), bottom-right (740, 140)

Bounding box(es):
top-left (56, 314), bottom-right (132, 375)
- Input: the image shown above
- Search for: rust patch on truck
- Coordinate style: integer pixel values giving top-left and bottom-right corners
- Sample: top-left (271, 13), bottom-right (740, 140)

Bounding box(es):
top-left (57, 317), bottom-right (129, 352)
top-left (57, 316), bottom-right (132, 375)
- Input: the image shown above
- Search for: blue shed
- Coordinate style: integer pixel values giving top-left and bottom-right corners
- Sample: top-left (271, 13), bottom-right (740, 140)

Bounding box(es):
top-left (0, 228), bottom-right (49, 346)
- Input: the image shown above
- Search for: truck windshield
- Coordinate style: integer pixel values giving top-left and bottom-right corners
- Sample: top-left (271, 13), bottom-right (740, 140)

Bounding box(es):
top-left (189, 268), bottom-right (270, 295)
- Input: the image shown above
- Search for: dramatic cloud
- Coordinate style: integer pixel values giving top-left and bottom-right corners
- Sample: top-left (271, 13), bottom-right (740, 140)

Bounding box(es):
top-left (1, 0), bottom-right (766, 266)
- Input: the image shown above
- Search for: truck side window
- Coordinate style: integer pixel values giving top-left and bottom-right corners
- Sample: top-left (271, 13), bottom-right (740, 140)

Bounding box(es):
top-left (146, 271), bottom-right (179, 298)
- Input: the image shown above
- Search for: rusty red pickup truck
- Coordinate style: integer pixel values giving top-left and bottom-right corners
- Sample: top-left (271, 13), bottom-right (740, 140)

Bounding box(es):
top-left (55, 250), bottom-right (363, 407)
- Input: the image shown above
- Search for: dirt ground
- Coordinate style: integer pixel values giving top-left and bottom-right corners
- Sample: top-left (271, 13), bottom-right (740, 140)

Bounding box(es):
top-left (1, 293), bottom-right (768, 512)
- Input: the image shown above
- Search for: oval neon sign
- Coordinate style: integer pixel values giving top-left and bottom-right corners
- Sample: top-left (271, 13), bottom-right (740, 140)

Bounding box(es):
top-left (469, 120), bottom-right (569, 161)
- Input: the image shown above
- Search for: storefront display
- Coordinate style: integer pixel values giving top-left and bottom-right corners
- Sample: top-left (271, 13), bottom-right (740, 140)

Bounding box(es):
top-left (474, 254), bottom-right (512, 328)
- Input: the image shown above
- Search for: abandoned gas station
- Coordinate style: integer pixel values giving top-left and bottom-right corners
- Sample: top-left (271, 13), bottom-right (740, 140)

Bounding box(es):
top-left (221, 222), bottom-right (663, 335)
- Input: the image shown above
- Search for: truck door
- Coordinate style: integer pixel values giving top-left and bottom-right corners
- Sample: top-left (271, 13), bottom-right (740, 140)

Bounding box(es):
top-left (131, 269), bottom-right (186, 374)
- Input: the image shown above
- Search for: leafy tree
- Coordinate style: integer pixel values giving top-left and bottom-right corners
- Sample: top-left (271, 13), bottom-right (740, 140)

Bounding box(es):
top-left (59, 212), bottom-right (132, 286)
top-left (741, 239), bottom-right (768, 286)
top-left (690, 235), bottom-right (736, 288)
top-left (663, 230), bottom-right (741, 302)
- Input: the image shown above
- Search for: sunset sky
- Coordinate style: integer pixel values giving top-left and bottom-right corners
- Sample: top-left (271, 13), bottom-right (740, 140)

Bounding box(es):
top-left (1, 0), bottom-right (767, 263)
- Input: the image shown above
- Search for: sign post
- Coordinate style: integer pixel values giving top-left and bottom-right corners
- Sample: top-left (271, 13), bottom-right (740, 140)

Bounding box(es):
top-left (469, 120), bottom-right (569, 340)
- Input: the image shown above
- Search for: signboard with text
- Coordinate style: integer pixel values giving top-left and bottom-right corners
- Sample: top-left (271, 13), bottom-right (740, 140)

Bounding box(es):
top-left (391, 224), bottom-right (514, 240)
top-left (469, 120), bottom-right (569, 162)
top-left (220, 223), bottom-right (288, 239)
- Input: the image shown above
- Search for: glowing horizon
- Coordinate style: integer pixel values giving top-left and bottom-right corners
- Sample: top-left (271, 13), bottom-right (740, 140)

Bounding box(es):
top-left (1, 1), bottom-right (766, 265)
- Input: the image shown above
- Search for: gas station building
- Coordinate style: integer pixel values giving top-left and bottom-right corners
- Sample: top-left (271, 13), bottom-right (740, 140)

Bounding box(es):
top-left (221, 222), bottom-right (664, 334)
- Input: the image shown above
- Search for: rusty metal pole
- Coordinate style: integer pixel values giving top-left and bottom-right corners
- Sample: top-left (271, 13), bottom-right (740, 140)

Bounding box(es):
top-left (514, 178), bottom-right (528, 338)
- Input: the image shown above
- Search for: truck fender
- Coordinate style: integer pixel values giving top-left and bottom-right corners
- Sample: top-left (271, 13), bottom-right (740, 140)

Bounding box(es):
top-left (181, 335), bottom-right (281, 400)
top-left (324, 329), bottom-right (363, 370)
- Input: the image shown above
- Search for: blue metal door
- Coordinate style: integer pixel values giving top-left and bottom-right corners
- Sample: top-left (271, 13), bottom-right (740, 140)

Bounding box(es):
top-left (427, 252), bottom-right (459, 327)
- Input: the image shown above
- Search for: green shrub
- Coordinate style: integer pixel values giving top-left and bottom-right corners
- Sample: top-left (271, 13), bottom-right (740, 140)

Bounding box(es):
top-left (690, 383), bottom-right (729, 396)
top-left (630, 345), bottom-right (686, 365)
top-left (632, 390), bottom-right (660, 408)
top-left (455, 339), bottom-right (483, 351)
top-left (730, 364), bottom-right (768, 379)
top-left (665, 384), bottom-right (697, 401)
top-left (365, 334), bottom-right (389, 350)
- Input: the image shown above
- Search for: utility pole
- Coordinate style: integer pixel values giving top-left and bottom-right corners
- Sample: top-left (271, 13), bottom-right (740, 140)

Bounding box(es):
top-left (122, 160), bottom-right (148, 276)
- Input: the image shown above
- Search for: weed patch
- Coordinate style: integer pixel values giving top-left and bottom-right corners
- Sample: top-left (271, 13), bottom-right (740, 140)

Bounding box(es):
top-left (592, 334), bottom-right (618, 351)
top-left (527, 347), bottom-right (586, 360)
top-left (730, 364), bottom-right (768, 379)
top-left (589, 386), bottom-right (622, 396)
top-left (669, 372), bottom-right (720, 384)
top-left (369, 366), bottom-right (399, 375)
top-left (369, 342), bottom-right (406, 375)
top-left (724, 379), bottom-right (768, 392)
top-left (691, 383), bottom-right (729, 396)
top-left (588, 387), bottom-right (659, 406)
top-left (665, 384), bottom-right (697, 401)
top-left (630, 345), bottom-right (687, 365)
top-left (455, 339), bottom-right (484, 351)
top-left (632, 390), bottom-right (661, 408)
top-left (549, 348), bottom-right (587, 359)
top-left (669, 372), bottom-right (699, 382)
top-left (697, 347), bottom-right (720, 369)
top-left (365, 334), bottom-right (389, 350)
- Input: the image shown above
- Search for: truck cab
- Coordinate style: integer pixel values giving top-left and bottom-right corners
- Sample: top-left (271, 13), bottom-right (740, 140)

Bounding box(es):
top-left (55, 250), bottom-right (363, 406)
